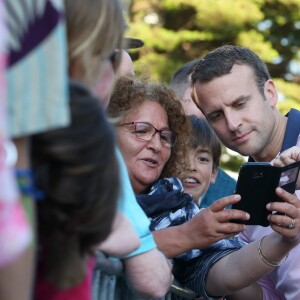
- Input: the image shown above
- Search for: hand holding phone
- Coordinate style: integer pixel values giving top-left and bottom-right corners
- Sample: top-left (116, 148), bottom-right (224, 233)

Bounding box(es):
top-left (231, 161), bottom-right (300, 226)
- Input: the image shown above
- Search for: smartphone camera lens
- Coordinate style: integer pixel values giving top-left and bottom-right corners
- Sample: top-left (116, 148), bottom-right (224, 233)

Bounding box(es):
top-left (253, 171), bottom-right (264, 179)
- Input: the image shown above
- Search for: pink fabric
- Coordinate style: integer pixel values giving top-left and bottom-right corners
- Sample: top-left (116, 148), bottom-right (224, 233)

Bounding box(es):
top-left (35, 257), bottom-right (95, 300)
top-left (239, 225), bottom-right (300, 300)
top-left (0, 0), bottom-right (32, 267)
top-left (259, 276), bottom-right (285, 300)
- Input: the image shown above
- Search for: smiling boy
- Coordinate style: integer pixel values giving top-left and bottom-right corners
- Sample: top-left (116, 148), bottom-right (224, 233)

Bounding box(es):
top-left (182, 116), bottom-right (220, 206)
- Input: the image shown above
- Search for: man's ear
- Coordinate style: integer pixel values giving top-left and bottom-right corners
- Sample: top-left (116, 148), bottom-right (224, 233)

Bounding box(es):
top-left (264, 79), bottom-right (278, 108)
top-left (191, 85), bottom-right (201, 110)
top-left (210, 167), bottom-right (218, 184)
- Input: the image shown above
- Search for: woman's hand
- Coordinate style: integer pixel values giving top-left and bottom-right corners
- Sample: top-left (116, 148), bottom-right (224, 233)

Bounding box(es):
top-left (153, 195), bottom-right (250, 257)
top-left (267, 187), bottom-right (300, 244)
top-left (182, 195), bottom-right (250, 249)
top-left (270, 146), bottom-right (300, 239)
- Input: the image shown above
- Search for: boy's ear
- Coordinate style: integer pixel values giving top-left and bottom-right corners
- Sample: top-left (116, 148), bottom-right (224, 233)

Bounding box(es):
top-left (210, 167), bottom-right (218, 184)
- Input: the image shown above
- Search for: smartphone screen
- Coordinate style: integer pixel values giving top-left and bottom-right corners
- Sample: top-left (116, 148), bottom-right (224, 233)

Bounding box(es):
top-left (279, 164), bottom-right (300, 191)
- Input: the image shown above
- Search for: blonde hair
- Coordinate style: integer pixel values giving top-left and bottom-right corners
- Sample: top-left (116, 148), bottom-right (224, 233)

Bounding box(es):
top-left (65, 0), bottom-right (125, 84)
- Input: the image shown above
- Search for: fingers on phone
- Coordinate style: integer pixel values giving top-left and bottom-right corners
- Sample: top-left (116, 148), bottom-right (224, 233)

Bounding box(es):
top-left (221, 222), bottom-right (245, 234)
top-left (274, 187), bottom-right (299, 206)
top-left (219, 209), bottom-right (250, 222)
top-left (210, 194), bottom-right (241, 212)
top-left (268, 215), bottom-right (297, 235)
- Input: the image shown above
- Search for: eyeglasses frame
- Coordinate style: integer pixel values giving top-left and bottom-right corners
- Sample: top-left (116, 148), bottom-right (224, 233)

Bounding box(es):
top-left (119, 121), bottom-right (178, 148)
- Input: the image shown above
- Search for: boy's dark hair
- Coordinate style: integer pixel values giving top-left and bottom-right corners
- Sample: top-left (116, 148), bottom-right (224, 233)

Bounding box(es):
top-left (189, 115), bottom-right (221, 169)
top-left (31, 81), bottom-right (119, 255)
top-left (191, 45), bottom-right (271, 97)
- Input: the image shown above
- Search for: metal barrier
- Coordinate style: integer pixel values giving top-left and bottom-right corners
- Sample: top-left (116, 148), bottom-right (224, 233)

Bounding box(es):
top-left (92, 252), bottom-right (199, 300)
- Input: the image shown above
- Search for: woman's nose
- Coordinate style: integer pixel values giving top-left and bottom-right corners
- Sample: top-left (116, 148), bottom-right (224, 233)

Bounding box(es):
top-left (147, 132), bottom-right (162, 151)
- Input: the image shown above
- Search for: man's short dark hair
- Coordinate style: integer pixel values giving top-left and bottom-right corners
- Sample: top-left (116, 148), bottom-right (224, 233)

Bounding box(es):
top-left (191, 45), bottom-right (271, 96)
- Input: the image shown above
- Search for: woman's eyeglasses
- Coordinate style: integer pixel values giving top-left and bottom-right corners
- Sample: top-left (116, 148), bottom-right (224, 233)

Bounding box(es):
top-left (119, 122), bottom-right (177, 148)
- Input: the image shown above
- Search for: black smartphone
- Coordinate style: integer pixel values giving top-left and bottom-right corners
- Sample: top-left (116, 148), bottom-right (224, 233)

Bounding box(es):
top-left (231, 160), bottom-right (300, 226)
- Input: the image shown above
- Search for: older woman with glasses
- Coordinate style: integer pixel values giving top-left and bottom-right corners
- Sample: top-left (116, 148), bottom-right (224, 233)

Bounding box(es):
top-left (108, 76), bottom-right (300, 300)
top-left (108, 76), bottom-right (190, 195)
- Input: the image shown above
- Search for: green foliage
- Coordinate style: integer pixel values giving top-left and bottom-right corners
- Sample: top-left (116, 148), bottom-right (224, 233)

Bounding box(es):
top-left (220, 148), bottom-right (247, 173)
top-left (236, 30), bottom-right (279, 62)
top-left (127, 0), bottom-right (300, 170)
top-left (274, 78), bottom-right (300, 114)
top-left (129, 0), bottom-right (300, 79)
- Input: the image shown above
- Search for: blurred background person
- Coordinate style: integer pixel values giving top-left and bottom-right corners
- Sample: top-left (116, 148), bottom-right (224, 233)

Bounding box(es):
top-left (64, 0), bottom-right (172, 298)
top-left (3, 0), bottom-right (69, 299)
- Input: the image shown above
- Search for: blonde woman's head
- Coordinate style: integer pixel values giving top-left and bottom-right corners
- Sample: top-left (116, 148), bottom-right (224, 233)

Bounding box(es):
top-left (65, 0), bottom-right (125, 87)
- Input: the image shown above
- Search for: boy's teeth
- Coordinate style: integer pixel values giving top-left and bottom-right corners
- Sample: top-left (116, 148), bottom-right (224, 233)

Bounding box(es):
top-left (185, 178), bottom-right (197, 183)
